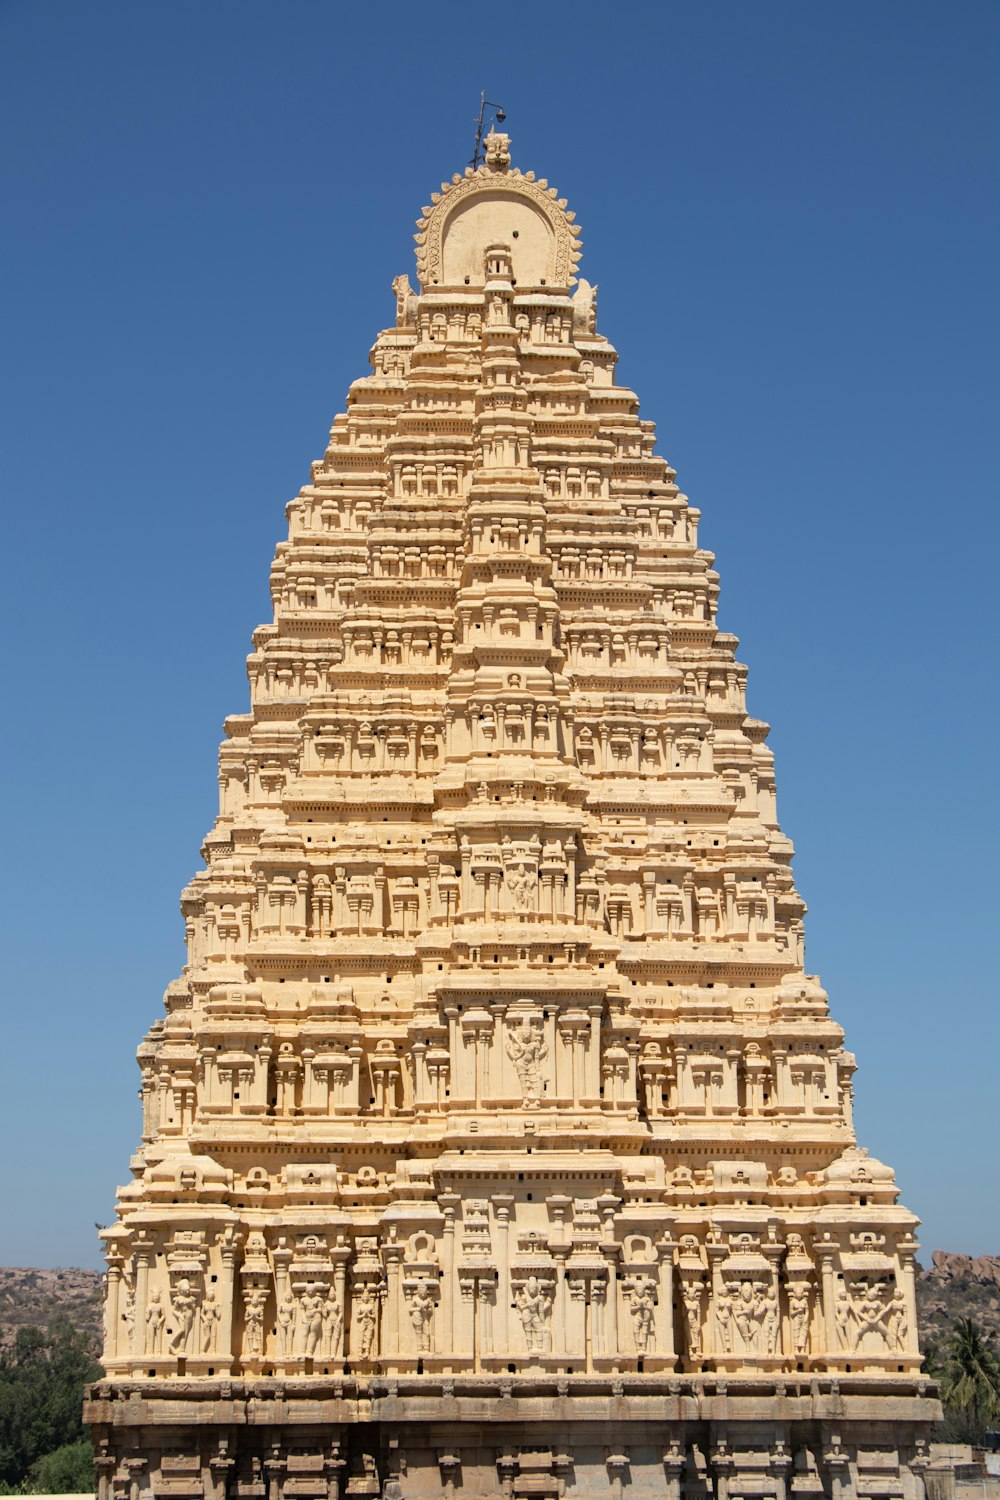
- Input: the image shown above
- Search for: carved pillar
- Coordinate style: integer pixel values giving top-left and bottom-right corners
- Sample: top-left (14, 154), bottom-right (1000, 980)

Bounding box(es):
top-left (493, 1194), bottom-right (514, 1355)
top-left (382, 1240), bottom-right (404, 1360)
top-left (131, 1231), bottom-right (155, 1360)
top-left (216, 1225), bottom-right (242, 1371)
top-left (440, 1194), bottom-right (460, 1359)
top-left (657, 1234), bottom-right (677, 1361)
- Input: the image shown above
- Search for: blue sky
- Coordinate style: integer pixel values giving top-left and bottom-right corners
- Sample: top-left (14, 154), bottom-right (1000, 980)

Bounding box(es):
top-left (0, 0), bottom-right (996, 1269)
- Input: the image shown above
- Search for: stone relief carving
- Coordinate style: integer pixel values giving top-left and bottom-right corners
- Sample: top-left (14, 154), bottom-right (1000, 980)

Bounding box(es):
top-left (715, 1278), bottom-right (779, 1358)
top-left (168, 1277), bottom-right (201, 1355)
top-left (623, 1275), bottom-right (656, 1354)
top-left (405, 1279), bottom-right (437, 1352)
top-left (144, 1288), bottom-right (164, 1355)
top-left (514, 1275), bottom-right (553, 1353)
top-left (836, 1278), bottom-right (907, 1354)
top-left (354, 1283), bottom-right (379, 1360)
top-left (391, 274), bottom-right (417, 328)
top-left (505, 1015), bottom-right (548, 1103)
top-left (571, 277), bottom-right (598, 335)
top-left (200, 1293), bottom-right (220, 1354)
top-left (681, 1280), bottom-right (705, 1359)
top-left (242, 1286), bottom-right (268, 1358)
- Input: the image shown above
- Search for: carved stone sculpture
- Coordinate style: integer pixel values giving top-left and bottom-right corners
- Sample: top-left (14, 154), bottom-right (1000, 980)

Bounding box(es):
top-left (168, 1278), bottom-right (200, 1356)
top-left (505, 1016), bottom-right (547, 1103)
top-left (514, 1275), bottom-right (553, 1353)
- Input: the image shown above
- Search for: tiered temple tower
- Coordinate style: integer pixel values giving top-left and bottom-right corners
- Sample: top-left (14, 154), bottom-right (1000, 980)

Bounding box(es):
top-left (86, 133), bottom-right (937, 1500)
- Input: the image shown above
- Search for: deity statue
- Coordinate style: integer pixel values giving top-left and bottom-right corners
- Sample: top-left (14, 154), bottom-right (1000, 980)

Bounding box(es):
top-left (355, 1284), bottom-right (378, 1359)
top-left (788, 1285), bottom-right (811, 1356)
top-left (168, 1278), bottom-right (200, 1355)
top-left (505, 1015), bottom-right (548, 1103)
top-left (681, 1282), bottom-right (704, 1359)
top-left (836, 1286), bottom-right (854, 1350)
top-left (322, 1288), bottom-right (344, 1359)
top-left (886, 1289), bottom-right (908, 1352)
top-left (715, 1289), bottom-right (734, 1354)
top-left (276, 1292), bottom-right (296, 1357)
top-left (298, 1284), bottom-right (326, 1358)
top-left (200, 1293), bottom-right (220, 1354)
top-left (145, 1288), bottom-right (165, 1355)
top-left (514, 1276), bottom-right (553, 1352)
top-left (243, 1287), bottom-right (268, 1358)
top-left (505, 861), bottom-right (533, 912)
top-left (407, 1280), bottom-right (436, 1352)
top-left (625, 1277), bottom-right (656, 1354)
top-left (761, 1284), bottom-right (779, 1356)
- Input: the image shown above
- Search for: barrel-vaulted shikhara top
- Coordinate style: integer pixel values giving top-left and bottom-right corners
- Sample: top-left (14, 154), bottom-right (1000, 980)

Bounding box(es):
top-left (87, 133), bottom-right (937, 1500)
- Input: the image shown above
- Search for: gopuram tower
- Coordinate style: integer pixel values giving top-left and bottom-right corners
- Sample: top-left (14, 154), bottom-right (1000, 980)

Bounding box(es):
top-left (87, 132), bottom-right (937, 1500)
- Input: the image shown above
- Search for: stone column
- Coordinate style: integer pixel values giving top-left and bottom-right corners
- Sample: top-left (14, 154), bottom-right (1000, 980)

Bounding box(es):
top-left (104, 1252), bottom-right (124, 1362)
top-left (657, 1235), bottom-right (677, 1361)
top-left (819, 1243), bottom-right (838, 1359)
top-left (440, 1194), bottom-right (461, 1360)
top-left (131, 1231), bottom-right (155, 1360)
top-left (382, 1241), bottom-right (404, 1359)
top-left (216, 1225), bottom-right (242, 1372)
top-left (493, 1195), bottom-right (514, 1355)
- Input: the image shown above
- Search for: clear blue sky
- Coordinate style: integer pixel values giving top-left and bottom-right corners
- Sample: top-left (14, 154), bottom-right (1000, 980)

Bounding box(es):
top-left (1, 0), bottom-right (996, 1270)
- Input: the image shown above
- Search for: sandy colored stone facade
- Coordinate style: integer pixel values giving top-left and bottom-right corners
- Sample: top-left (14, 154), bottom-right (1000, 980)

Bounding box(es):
top-left (86, 133), bottom-right (938, 1499)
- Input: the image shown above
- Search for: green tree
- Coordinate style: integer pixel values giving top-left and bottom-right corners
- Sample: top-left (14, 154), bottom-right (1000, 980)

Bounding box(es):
top-left (0, 1321), bottom-right (101, 1489)
top-left (27, 1438), bottom-right (95, 1494)
top-left (939, 1317), bottom-right (1000, 1444)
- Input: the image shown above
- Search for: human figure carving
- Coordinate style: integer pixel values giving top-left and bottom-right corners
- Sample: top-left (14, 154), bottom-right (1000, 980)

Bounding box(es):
top-left (886, 1289), bottom-right (908, 1352)
top-left (168, 1278), bottom-right (200, 1355)
top-left (322, 1288), bottom-right (343, 1358)
top-left (407, 1280), bottom-right (435, 1352)
top-left (715, 1289), bottom-right (734, 1354)
top-left (733, 1280), bottom-right (759, 1352)
top-left (145, 1288), bottom-right (165, 1355)
top-left (788, 1286), bottom-right (811, 1356)
top-left (505, 1016), bottom-right (548, 1103)
top-left (682, 1282), bottom-right (703, 1359)
top-left (122, 1285), bottom-right (135, 1339)
top-left (762, 1284), bottom-right (779, 1356)
top-left (835, 1287), bottom-right (854, 1350)
top-left (514, 1276), bottom-right (552, 1352)
top-left (199, 1293), bottom-right (220, 1354)
top-left (625, 1277), bottom-right (656, 1354)
top-left (355, 1283), bottom-right (378, 1359)
top-left (298, 1284), bottom-right (326, 1358)
top-left (243, 1287), bottom-right (268, 1358)
top-left (505, 861), bottom-right (533, 912)
top-left (277, 1292), bottom-right (296, 1357)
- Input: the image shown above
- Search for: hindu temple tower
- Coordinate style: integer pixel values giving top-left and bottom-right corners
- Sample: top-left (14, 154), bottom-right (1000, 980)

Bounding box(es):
top-left (86, 131), bottom-right (937, 1500)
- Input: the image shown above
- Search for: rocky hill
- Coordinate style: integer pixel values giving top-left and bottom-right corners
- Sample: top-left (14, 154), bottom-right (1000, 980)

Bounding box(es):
top-left (0, 1253), bottom-right (997, 1360)
top-left (0, 1267), bottom-right (103, 1353)
top-left (917, 1252), bottom-right (1000, 1353)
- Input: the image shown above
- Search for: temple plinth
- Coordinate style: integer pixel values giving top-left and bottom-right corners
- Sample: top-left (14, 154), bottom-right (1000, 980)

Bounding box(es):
top-left (86, 131), bottom-right (937, 1500)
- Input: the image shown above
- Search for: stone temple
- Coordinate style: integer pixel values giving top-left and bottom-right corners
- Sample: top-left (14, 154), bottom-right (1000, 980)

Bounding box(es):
top-left (86, 132), bottom-right (938, 1500)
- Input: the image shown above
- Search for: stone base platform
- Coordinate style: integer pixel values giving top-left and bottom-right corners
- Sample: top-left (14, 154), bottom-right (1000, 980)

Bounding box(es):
top-left (85, 1374), bottom-right (940, 1500)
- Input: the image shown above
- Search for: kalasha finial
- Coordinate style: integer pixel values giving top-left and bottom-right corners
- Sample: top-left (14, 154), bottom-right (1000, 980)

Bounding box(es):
top-left (483, 129), bottom-right (511, 172)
